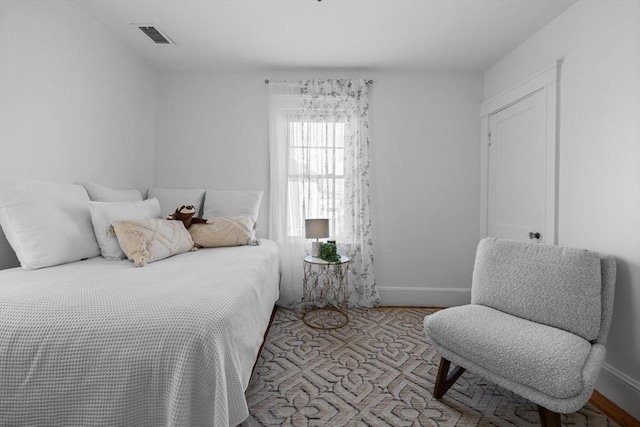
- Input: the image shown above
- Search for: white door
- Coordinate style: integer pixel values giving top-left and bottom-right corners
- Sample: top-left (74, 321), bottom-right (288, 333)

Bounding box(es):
top-left (487, 89), bottom-right (547, 243)
top-left (480, 61), bottom-right (558, 245)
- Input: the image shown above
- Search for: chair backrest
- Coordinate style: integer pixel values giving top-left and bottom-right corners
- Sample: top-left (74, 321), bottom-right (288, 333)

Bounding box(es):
top-left (471, 238), bottom-right (616, 343)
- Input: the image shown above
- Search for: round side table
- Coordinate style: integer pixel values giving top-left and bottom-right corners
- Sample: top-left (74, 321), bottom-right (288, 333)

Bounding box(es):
top-left (301, 255), bottom-right (350, 330)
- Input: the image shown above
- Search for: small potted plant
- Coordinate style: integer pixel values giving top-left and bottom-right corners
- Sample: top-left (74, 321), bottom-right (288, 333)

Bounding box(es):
top-left (319, 240), bottom-right (340, 262)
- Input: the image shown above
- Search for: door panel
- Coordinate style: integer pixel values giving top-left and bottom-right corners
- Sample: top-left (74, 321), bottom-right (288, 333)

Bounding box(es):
top-left (488, 89), bottom-right (546, 243)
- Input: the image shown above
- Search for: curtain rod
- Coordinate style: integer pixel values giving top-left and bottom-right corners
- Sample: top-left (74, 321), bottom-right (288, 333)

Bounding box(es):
top-left (265, 79), bottom-right (373, 85)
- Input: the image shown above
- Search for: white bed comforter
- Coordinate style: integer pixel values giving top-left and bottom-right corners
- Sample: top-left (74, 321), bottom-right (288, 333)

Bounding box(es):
top-left (0, 240), bottom-right (279, 427)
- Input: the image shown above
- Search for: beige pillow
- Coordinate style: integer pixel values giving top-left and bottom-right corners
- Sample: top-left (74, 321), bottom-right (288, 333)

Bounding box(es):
top-left (189, 216), bottom-right (258, 248)
top-left (112, 219), bottom-right (194, 267)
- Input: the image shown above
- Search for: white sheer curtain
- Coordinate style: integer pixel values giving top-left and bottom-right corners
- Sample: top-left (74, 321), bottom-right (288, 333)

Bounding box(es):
top-left (268, 79), bottom-right (379, 308)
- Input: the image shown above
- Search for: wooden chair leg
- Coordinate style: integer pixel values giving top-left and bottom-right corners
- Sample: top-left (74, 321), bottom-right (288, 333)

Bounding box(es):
top-left (433, 357), bottom-right (466, 399)
top-left (537, 405), bottom-right (561, 427)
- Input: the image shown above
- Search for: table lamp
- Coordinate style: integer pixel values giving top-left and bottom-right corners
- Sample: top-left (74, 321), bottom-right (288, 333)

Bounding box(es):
top-left (305, 218), bottom-right (329, 257)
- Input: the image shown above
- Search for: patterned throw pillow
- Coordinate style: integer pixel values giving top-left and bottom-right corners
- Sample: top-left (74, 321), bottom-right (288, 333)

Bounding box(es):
top-left (112, 219), bottom-right (194, 267)
top-left (189, 216), bottom-right (258, 248)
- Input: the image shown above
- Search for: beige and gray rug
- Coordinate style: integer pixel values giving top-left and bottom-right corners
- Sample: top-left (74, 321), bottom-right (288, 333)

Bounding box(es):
top-left (243, 307), bottom-right (617, 426)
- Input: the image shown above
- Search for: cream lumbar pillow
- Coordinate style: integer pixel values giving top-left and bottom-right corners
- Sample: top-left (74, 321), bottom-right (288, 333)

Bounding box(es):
top-left (112, 219), bottom-right (194, 267)
top-left (189, 216), bottom-right (258, 248)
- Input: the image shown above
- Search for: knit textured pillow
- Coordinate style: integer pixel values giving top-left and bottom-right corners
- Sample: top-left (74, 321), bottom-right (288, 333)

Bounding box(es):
top-left (112, 219), bottom-right (194, 267)
top-left (471, 238), bottom-right (602, 341)
top-left (189, 216), bottom-right (258, 248)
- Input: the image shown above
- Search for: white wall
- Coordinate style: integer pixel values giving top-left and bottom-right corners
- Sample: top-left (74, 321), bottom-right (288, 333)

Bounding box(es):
top-left (0, 0), bottom-right (158, 269)
top-left (155, 70), bottom-right (483, 306)
top-left (371, 73), bottom-right (482, 306)
top-left (154, 72), bottom-right (270, 235)
top-left (484, 0), bottom-right (640, 418)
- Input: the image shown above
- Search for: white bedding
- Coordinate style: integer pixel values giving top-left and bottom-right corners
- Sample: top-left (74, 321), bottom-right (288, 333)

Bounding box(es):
top-left (0, 239), bottom-right (279, 427)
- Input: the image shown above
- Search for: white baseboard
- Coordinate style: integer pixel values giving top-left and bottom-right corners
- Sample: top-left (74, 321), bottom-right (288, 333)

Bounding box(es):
top-left (378, 286), bottom-right (471, 307)
top-left (596, 362), bottom-right (640, 420)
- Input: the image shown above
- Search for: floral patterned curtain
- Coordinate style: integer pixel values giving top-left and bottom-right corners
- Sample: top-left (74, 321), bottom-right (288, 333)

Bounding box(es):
top-left (268, 79), bottom-right (379, 307)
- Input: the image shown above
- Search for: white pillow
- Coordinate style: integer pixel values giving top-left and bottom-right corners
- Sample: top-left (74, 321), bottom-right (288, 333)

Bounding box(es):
top-left (81, 182), bottom-right (143, 202)
top-left (146, 187), bottom-right (205, 219)
top-left (0, 177), bottom-right (100, 270)
top-left (202, 190), bottom-right (263, 222)
top-left (88, 198), bottom-right (161, 260)
top-left (113, 219), bottom-right (194, 267)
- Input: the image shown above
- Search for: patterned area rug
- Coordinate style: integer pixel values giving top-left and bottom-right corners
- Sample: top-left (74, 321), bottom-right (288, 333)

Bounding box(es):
top-left (242, 307), bottom-right (617, 426)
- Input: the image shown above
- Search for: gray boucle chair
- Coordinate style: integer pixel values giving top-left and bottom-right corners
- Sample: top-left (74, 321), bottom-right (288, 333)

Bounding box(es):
top-left (424, 238), bottom-right (616, 427)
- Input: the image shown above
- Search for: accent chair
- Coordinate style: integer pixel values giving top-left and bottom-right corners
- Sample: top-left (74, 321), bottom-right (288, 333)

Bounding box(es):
top-left (424, 237), bottom-right (616, 427)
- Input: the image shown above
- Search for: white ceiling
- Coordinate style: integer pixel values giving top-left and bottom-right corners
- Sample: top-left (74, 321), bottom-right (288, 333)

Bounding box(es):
top-left (76, 0), bottom-right (576, 72)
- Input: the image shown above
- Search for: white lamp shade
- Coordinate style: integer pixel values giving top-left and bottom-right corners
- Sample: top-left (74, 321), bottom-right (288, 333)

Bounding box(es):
top-left (305, 218), bottom-right (329, 239)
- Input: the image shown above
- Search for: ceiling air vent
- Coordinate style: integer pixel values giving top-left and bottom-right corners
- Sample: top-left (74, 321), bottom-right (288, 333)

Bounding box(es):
top-left (137, 26), bottom-right (174, 44)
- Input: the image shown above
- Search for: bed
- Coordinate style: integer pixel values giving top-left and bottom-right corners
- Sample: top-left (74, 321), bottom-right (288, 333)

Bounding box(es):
top-left (0, 240), bottom-right (280, 426)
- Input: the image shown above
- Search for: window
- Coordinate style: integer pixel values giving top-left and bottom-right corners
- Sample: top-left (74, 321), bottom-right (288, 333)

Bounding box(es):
top-left (287, 119), bottom-right (346, 240)
top-left (267, 79), bottom-right (378, 307)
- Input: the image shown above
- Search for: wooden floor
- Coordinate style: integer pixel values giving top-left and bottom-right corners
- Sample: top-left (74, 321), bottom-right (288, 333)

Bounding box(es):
top-left (589, 390), bottom-right (640, 427)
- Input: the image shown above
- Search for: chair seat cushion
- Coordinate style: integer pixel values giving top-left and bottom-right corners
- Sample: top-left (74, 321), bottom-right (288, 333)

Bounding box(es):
top-left (424, 305), bottom-right (592, 399)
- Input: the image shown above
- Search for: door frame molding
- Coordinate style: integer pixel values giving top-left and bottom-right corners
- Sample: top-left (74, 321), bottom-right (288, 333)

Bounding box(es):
top-left (480, 61), bottom-right (561, 244)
